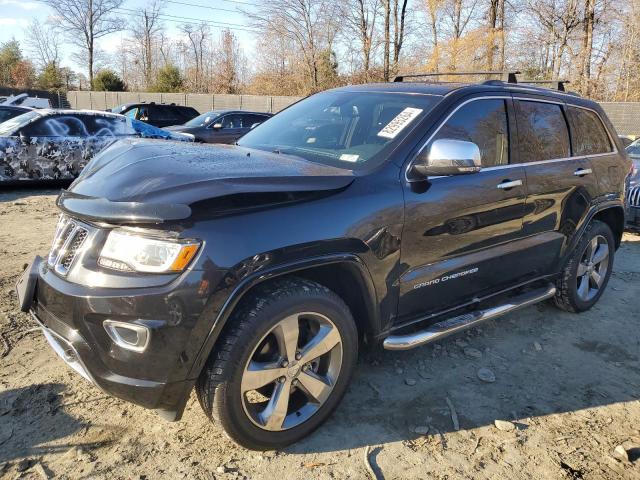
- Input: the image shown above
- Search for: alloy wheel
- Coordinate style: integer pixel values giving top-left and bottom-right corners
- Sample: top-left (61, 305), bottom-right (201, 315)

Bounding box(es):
top-left (240, 312), bottom-right (343, 431)
top-left (576, 234), bottom-right (609, 302)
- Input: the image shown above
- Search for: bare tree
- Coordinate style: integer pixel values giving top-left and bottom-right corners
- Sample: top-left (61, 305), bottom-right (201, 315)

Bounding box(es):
top-left (528, 0), bottom-right (582, 77)
top-left (423, 0), bottom-right (444, 71)
top-left (211, 29), bottom-right (246, 94)
top-left (486, 0), bottom-right (505, 70)
top-left (344, 0), bottom-right (381, 78)
top-left (179, 22), bottom-right (209, 92)
top-left (130, 0), bottom-right (164, 90)
top-left (42, 0), bottom-right (124, 87)
top-left (392, 0), bottom-right (409, 72)
top-left (247, 0), bottom-right (341, 92)
top-left (24, 19), bottom-right (61, 70)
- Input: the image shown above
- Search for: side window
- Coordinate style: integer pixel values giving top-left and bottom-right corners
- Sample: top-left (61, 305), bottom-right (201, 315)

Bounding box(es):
top-left (92, 116), bottom-right (129, 136)
top-left (243, 114), bottom-right (268, 128)
top-left (124, 108), bottom-right (138, 120)
top-left (431, 99), bottom-right (509, 167)
top-left (149, 105), bottom-right (182, 124)
top-left (221, 114), bottom-right (243, 129)
top-left (21, 118), bottom-right (49, 137)
top-left (175, 107), bottom-right (197, 120)
top-left (516, 101), bottom-right (570, 162)
top-left (23, 115), bottom-right (89, 137)
top-left (567, 106), bottom-right (612, 155)
top-left (138, 107), bottom-right (150, 122)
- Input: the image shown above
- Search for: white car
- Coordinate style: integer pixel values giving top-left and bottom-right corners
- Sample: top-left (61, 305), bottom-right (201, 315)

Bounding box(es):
top-left (0, 93), bottom-right (51, 109)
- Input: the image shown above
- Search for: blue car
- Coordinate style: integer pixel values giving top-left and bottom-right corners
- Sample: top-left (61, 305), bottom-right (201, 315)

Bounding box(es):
top-left (0, 109), bottom-right (193, 184)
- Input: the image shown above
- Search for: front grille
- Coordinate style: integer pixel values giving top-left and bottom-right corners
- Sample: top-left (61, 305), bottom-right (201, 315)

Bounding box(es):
top-left (48, 215), bottom-right (92, 276)
top-left (629, 186), bottom-right (640, 207)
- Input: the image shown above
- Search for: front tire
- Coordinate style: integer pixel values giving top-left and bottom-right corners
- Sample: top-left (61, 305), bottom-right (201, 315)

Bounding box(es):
top-left (196, 278), bottom-right (358, 450)
top-left (553, 220), bottom-right (615, 312)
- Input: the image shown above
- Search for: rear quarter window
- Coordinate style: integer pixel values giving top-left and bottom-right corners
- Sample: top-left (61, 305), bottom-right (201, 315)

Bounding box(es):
top-left (515, 100), bottom-right (570, 162)
top-left (567, 106), bottom-right (612, 155)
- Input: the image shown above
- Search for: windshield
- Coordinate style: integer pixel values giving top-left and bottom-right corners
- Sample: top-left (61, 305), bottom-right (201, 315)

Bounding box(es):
top-left (0, 110), bottom-right (41, 135)
top-left (627, 139), bottom-right (640, 156)
top-left (237, 91), bottom-right (441, 170)
top-left (184, 111), bottom-right (219, 127)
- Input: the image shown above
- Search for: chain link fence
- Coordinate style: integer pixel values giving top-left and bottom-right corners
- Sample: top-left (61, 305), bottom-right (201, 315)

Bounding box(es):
top-left (600, 103), bottom-right (640, 136)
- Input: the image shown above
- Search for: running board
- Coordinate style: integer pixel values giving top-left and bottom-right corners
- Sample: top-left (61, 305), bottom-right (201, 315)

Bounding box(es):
top-left (383, 283), bottom-right (556, 351)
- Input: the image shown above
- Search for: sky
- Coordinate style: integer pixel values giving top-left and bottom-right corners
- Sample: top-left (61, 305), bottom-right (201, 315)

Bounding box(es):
top-left (0, 0), bottom-right (259, 74)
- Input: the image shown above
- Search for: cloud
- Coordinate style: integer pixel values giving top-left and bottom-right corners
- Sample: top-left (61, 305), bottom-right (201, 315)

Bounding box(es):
top-left (0, 18), bottom-right (29, 27)
top-left (0, 0), bottom-right (39, 10)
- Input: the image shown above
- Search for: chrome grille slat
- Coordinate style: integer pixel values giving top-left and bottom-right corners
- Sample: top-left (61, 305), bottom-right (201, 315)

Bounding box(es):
top-left (48, 214), bottom-right (93, 276)
top-left (629, 186), bottom-right (640, 207)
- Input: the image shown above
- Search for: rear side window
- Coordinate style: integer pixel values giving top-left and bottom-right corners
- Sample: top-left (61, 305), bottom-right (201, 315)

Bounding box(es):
top-left (23, 115), bottom-right (90, 137)
top-left (0, 108), bottom-right (23, 123)
top-left (91, 116), bottom-right (131, 136)
top-left (221, 114), bottom-right (243, 129)
top-left (175, 106), bottom-right (198, 119)
top-left (243, 114), bottom-right (269, 127)
top-left (516, 101), bottom-right (570, 162)
top-left (431, 98), bottom-right (509, 167)
top-left (567, 106), bottom-right (612, 155)
top-left (149, 105), bottom-right (181, 123)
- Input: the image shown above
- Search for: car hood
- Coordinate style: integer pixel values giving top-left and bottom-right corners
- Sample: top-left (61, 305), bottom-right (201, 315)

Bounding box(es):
top-left (61, 139), bottom-right (355, 223)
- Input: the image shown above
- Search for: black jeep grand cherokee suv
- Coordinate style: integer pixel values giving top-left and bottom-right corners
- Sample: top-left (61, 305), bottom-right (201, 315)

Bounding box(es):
top-left (17, 74), bottom-right (631, 450)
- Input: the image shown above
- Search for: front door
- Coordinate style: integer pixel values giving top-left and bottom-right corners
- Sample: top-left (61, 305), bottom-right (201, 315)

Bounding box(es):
top-left (398, 96), bottom-right (530, 322)
top-left (215, 114), bottom-right (244, 144)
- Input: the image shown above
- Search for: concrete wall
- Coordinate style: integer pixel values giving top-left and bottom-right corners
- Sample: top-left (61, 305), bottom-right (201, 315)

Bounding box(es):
top-left (67, 91), bottom-right (303, 114)
top-left (67, 91), bottom-right (640, 136)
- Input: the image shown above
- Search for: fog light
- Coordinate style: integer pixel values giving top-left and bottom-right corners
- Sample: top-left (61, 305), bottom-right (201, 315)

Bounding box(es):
top-left (103, 320), bottom-right (150, 353)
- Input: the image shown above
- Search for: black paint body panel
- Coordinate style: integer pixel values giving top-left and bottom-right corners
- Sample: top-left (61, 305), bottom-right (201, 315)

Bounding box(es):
top-left (24, 82), bottom-right (631, 417)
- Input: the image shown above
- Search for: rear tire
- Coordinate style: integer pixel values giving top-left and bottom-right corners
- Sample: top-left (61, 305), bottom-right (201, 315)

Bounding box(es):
top-left (553, 220), bottom-right (615, 313)
top-left (196, 277), bottom-right (358, 450)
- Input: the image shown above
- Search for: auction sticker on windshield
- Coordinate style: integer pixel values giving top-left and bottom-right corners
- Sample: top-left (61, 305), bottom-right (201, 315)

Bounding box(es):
top-left (377, 107), bottom-right (423, 139)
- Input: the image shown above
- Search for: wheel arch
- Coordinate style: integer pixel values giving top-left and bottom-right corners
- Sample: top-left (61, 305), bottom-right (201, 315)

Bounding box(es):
top-left (565, 202), bottom-right (625, 256)
top-left (592, 205), bottom-right (625, 249)
top-left (188, 254), bottom-right (379, 381)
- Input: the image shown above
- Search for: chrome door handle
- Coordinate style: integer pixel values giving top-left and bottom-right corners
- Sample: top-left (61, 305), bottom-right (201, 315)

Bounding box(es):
top-left (497, 179), bottom-right (523, 190)
top-left (574, 168), bottom-right (593, 177)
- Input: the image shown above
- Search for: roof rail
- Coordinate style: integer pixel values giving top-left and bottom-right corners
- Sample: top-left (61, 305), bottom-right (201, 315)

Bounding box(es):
top-left (393, 71), bottom-right (520, 84)
top-left (518, 79), bottom-right (570, 92)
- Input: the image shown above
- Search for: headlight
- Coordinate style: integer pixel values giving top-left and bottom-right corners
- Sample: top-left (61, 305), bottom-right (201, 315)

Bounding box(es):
top-left (98, 230), bottom-right (200, 273)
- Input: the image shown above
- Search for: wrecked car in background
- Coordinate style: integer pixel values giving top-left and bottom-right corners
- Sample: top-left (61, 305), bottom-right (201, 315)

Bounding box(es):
top-left (0, 109), bottom-right (193, 184)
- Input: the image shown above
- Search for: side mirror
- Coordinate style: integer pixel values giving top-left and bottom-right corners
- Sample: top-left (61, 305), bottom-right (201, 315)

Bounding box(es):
top-left (413, 139), bottom-right (482, 177)
top-left (19, 131), bottom-right (31, 145)
top-left (212, 123), bottom-right (222, 130)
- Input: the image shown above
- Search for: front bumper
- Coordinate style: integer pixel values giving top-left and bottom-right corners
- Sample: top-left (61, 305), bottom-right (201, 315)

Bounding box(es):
top-left (18, 256), bottom-right (222, 420)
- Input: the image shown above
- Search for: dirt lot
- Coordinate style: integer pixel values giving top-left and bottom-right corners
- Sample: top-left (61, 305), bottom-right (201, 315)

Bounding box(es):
top-left (1, 187), bottom-right (640, 480)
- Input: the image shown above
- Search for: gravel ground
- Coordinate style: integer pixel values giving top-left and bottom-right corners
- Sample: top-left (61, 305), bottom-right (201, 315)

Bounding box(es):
top-left (1, 187), bottom-right (640, 480)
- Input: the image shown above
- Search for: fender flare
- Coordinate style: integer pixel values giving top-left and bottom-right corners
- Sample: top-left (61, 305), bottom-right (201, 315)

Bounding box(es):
top-left (563, 200), bottom-right (625, 259)
top-left (187, 253), bottom-right (378, 380)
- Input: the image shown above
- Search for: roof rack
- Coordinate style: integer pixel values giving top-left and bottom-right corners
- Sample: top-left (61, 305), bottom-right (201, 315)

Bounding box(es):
top-left (518, 79), bottom-right (569, 92)
top-left (393, 71), bottom-right (520, 84)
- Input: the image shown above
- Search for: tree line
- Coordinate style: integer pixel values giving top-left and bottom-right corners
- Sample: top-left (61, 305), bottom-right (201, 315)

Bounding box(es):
top-left (0, 0), bottom-right (638, 101)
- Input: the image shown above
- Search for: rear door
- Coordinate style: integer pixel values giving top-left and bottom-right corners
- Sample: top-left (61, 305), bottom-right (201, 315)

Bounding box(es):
top-left (565, 105), bottom-right (620, 197)
top-left (514, 97), bottom-right (599, 264)
top-left (398, 96), bottom-right (530, 321)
